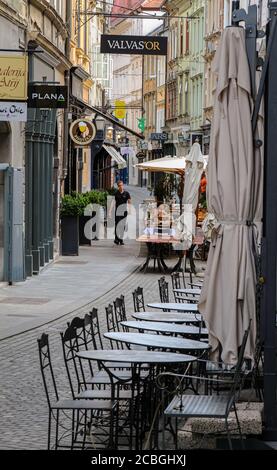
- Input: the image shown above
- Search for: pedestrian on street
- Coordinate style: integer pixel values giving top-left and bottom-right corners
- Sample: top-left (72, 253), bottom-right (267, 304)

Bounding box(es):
top-left (109, 180), bottom-right (131, 245)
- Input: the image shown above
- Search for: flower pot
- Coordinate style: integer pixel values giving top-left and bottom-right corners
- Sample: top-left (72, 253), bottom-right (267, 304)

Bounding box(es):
top-left (61, 215), bottom-right (79, 255)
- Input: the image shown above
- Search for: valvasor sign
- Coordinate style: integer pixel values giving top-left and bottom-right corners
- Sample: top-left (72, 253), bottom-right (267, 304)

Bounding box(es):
top-left (101, 35), bottom-right (167, 56)
top-left (0, 55), bottom-right (28, 101)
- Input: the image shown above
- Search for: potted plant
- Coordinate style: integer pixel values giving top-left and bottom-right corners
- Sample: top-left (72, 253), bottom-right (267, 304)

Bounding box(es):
top-left (60, 194), bottom-right (84, 255)
top-left (79, 190), bottom-right (109, 245)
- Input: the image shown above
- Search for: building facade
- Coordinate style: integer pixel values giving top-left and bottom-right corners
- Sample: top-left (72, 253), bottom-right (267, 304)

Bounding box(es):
top-left (0, 0), bottom-right (27, 282)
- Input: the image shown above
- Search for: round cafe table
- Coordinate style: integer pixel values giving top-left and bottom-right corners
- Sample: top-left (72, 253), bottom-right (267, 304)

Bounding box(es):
top-left (121, 320), bottom-right (208, 336)
top-left (173, 288), bottom-right (201, 295)
top-left (104, 332), bottom-right (209, 352)
top-left (132, 311), bottom-right (203, 324)
top-left (76, 349), bottom-right (196, 450)
top-left (147, 302), bottom-right (199, 312)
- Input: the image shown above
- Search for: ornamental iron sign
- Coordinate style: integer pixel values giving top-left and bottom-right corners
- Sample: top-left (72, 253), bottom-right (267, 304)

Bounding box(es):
top-left (101, 35), bottom-right (168, 56)
top-left (69, 119), bottom-right (96, 146)
top-left (28, 85), bottom-right (68, 108)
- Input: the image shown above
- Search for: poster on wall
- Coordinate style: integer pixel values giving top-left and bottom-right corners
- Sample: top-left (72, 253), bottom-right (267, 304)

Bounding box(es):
top-left (0, 102), bottom-right (27, 121)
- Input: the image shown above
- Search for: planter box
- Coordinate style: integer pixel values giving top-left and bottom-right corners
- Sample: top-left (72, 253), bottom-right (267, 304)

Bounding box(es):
top-left (61, 215), bottom-right (79, 256)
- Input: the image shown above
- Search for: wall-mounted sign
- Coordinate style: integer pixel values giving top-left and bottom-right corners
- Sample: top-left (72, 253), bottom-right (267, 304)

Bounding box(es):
top-left (0, 55), bottom-right (28, 101)
top-left (28, 85), bottom-right (68, 108)
top-left (150, 132), bottom-right (168, 141)
top-left (101, 35), bottom-right (168, 56)
top-left (0, 101), bottom-right (27, 121)
top-left (69, 119), bottom-right (96, 146)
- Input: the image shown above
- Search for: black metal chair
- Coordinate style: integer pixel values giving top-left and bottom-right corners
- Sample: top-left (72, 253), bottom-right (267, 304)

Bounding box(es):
top-left (88, 308), bottom-right (104, 350)
top-left (171, 272), bottom-right (199, 303)
top-left (113, 295), bottom-right (127, 331)
top-left (158, 322), bottom-right (252, 450)
top-left (132, 287), bottom-right (145, 312)
top-left (38, 333), bottom-right (115, 450)
top-left (158, 276), bottom-right (170, 312)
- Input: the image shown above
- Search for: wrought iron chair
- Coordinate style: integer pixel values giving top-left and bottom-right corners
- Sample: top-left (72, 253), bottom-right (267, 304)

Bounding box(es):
top-left (105, 303), bottom-right (124, 349)
top-left (132, 286), bottom-right (145, 312)
top-left (157, 276), bottom-right (171, 312)
top-left (157, 322), bottom-right (251, 450)
top-left (38, 333), bottom-right (115, 450)
top-left (171, 272), bottom-right (199, 303)
top-left (113, 295), bottom-right (127, 331)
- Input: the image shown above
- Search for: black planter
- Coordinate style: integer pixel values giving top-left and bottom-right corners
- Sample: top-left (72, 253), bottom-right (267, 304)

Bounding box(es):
top-left (61, 215), bottom-right (79, 255)
top-left (79, 215), bottom-right (93, 245)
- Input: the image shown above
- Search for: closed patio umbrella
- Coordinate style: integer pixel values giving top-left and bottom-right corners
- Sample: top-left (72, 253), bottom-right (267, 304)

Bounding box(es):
top-left (198, 27), bottom-right (260, 365)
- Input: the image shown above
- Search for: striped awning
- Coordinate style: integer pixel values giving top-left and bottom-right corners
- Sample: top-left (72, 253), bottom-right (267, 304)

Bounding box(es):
top-left (102, 144), bottom-right (127, 169)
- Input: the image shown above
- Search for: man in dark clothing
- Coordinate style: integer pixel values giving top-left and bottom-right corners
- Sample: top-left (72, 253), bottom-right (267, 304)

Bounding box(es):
top-left (111, 180), bottom-right (131, 245)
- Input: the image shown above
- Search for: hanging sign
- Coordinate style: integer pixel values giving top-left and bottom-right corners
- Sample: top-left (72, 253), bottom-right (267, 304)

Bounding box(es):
top-left (0, 101), bottom-right (27, 121)
top-left (150, 132), bottom-right (168, 141)
top-left (69, 119), bottom-right (96, 146)
top-left (114, 100), bottom-right (126, 119)
top-left (28, 85), bottom-right (68, 108)
top-left (0, 55), bottom-right (28, 101)
top-left (101, 35), bottom-right (168, 56)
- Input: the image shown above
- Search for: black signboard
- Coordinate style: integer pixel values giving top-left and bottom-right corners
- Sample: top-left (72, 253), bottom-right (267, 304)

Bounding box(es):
top-left (28, 85), bottom-right (68, 108)
top-left (101, 35), bottom-right (168, 56)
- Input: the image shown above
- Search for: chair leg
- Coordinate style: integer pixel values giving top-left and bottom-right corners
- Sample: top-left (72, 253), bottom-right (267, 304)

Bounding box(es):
top-left (225, 418), bottom-right (233, 450)
top-left (233, 404), bottom-right (244, 449)
top-left (55, 409), bottom-right (59, 450)
top-left (48, 410), bottom-right (52, 450)
top-left (70, 410), bottom-right (75, 450)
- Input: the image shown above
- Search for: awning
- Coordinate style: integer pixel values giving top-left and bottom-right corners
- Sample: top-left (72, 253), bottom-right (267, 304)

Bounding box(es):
top-left (102, 144), bottom-right (127, 170)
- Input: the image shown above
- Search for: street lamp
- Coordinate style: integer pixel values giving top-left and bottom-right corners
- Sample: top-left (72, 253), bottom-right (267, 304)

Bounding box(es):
top-left (106, 125), bottom-right (114, 140)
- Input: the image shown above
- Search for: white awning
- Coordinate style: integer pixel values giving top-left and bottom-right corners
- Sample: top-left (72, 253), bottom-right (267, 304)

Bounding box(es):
top-left (102, 144), bottom-right (127, 169)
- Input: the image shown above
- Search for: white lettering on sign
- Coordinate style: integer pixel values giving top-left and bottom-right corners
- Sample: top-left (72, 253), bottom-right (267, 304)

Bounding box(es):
top-left (0, 101), bottom-right (27, 121)
top-left (106, 40), bottom-right (160, 51)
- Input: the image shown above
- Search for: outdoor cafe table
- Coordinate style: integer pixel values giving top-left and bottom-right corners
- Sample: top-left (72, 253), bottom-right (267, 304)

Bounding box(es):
top-left (147, 302), bottom-right (199, 312)
top-left (104, 332), bottom-right (209, 352)
top-left (121, 320), bottom-right (208, 337)
top-left (173, 288), bottom-right (201, 295)
top-left (136, 234), bottom-right (185, 274)
top-left (76, 349), bottom-right (196, 449)
top-left (132, 311), bottom-right (203, 324)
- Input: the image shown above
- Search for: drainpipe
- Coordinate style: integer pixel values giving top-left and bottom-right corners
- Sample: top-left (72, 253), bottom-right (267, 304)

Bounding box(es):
top-left (63, 0), bottom-right (72, 192)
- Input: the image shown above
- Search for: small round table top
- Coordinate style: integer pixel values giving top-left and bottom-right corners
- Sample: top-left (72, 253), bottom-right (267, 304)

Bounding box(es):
top-left (121, 320), bottom-right (208, 336)
top-left (147, 302), bottom-right (199, 312)
top-left (132, 311), bottom-right (203, 324)
top-left (104, 332), bottom-right (209, 351)
top-left (76, 349), bottom-right (196, 364)
top-left (173, 288), bottom-right (201, 295)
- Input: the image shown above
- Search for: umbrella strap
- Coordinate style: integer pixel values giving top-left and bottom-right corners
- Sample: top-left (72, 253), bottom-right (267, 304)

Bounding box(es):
top-left (217, 220), bottom-right (253, 226)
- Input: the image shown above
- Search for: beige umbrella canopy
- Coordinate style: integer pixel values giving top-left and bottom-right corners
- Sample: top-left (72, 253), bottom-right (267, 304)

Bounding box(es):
top-left (135, 155), bottom-right (187, 176)
top-left (198, 27), bottom-right (260, 365)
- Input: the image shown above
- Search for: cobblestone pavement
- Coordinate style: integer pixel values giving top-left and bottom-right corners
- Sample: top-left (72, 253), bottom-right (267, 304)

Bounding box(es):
top-left (0, 264), bottom-right (205, 450)
top-left (0, 184), bottom-right (206, 450)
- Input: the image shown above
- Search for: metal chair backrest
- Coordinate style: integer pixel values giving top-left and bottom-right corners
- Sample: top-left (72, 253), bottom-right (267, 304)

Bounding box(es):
top-left (171, 272), bottom-right (182, 290)
top-left (67, 316), bottom-right (84, 330)
top-left (89, 308), bottom-right (103, 350)
top-left (158, 277), bottom-right (170, 310)
top-left (60, 325), bottom-right (87, 397)
top-left (37, 333), bottom-right (59, 409)
top-left (132, 287), bottom-right (145, 312)
top-left (113, 295), bottom-right (127, 331)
